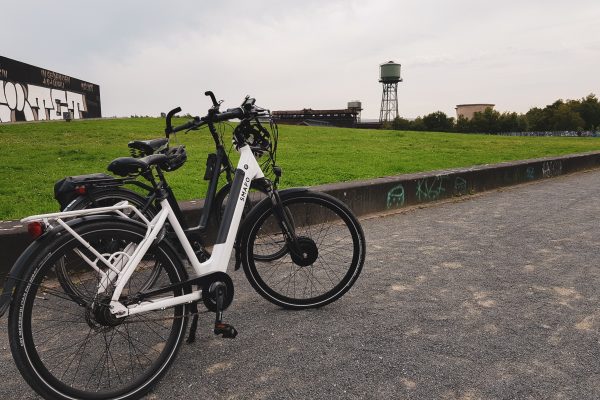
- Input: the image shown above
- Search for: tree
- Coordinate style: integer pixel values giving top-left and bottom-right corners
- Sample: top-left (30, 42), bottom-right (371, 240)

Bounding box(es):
top-left (549, 103), bottom-right (585, 131)
top-left (421, 111), bottom-right (454, 132)
top-left (573, 94), bottom-right (600, 130)
top-left (411, 117), bottom-right (426, 131)
top-left (470, 107), bottom-right (501, 133)
top-left (455, 116), bottom-right (473, 133)
top-left (498, 112), bottom-right (527, 133)
top-left (391, 117), bottom-right (414, 130)
top-left (525, 107), bottom-right (550, 131)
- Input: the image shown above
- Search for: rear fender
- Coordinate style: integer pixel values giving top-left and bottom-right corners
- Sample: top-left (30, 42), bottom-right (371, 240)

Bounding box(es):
top-left (0, 215), bottom-right (147, 318)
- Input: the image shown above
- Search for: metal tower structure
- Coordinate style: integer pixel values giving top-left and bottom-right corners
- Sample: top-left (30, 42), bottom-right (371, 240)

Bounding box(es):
top-left (379, 61), bottom-right (402, 123)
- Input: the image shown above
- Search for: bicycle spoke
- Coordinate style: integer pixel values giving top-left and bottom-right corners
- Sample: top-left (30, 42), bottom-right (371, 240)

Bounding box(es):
top-left (71, 327), bottom-right (95, 386)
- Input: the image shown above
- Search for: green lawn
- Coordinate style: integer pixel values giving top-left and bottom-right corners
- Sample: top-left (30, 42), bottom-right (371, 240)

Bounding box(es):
top-left (1, 118), bottom-right (600, 220)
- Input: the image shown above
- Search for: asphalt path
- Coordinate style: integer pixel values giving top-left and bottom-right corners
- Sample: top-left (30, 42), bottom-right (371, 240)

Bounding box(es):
top-left (1, 169), bottom-right (600, 399)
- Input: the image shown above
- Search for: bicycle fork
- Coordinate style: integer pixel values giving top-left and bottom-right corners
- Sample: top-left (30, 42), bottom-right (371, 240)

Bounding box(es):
top-left (269, 187), bottom-right (318, 265)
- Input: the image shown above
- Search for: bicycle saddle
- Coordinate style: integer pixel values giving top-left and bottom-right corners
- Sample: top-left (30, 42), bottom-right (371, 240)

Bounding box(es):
top-left (128, 138), bottom-right (169, 156)
top-left (108, 154), bottom-right (168, 176)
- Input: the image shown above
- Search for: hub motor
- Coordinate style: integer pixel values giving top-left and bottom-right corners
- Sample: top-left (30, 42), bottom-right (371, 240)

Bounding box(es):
top-left (290, 236), bottom-right (319, 267)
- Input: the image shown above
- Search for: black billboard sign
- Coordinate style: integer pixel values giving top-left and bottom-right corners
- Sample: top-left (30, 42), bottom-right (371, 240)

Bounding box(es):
top-left (0, 56), bottom-right (101, 123)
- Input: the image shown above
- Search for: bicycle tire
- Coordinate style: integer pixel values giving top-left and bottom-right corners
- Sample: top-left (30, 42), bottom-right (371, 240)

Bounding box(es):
top-left (240, 191), bottom-right (365, 309)
top-left (8, 219), bottom-right (188, 400)
top-left (57, 188), bottom-right (159, 303)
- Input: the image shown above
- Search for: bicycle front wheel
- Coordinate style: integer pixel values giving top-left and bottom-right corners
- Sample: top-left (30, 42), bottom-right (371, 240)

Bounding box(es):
top-left (8, 219), bottom-right (188, 400)
top-left (240, 191), bottom-right (366, 309)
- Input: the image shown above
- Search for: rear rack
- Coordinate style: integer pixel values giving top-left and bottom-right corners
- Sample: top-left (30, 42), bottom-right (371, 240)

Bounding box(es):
top-left (21, 201), bottom-right (151, 226)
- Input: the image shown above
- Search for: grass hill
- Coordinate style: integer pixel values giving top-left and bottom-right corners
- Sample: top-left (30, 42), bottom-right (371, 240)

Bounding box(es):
top-left (1, 118), bottom-right (600, 220)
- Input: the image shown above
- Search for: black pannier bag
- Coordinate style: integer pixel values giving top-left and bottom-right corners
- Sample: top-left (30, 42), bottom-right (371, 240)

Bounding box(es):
top-left (53, 173), bottom-right (117, 210)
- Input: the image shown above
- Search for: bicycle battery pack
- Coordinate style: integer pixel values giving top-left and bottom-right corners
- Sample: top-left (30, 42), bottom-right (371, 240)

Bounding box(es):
top-left (204, 153), bottom-right (217, 180)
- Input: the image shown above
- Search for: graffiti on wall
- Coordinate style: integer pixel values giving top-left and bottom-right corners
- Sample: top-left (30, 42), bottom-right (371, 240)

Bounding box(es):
top-left (525, 167), bottom-right (536, 180)
top-left (386, 184), bottom-right (405, 208)
top-left (454, 177), bottom-right (467, 196)
top-left (542, 160), bottom-right (563, 178)
top-left (0, 56), bottom-right (100, 123)
top-left (416, 176), bottom-right (446, 202)
top-left (0, 80), bottom-right (87, 122)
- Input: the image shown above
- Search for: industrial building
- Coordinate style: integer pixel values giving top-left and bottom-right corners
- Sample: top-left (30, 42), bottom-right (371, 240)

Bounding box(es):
top-left (272, 101), bottom-right (362, 128)
top-left (455, 103), bottom-right (495, 120)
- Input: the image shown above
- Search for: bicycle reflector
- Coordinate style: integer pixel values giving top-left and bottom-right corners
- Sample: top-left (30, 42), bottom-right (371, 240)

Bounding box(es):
top-left (27, 221), bottom-right (46, 239)
top-left (75, 185), bottom-right (87, 195)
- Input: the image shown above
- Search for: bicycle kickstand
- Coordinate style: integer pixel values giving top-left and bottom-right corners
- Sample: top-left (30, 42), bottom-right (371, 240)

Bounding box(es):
top-left (211, 282), bottom-right (238, 339)
top-left (186, 302), bottom-right (200, 344)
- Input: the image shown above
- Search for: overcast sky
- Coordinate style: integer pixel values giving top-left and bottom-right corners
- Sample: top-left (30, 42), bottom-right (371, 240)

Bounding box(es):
top-left (2, 0), bottom-right (599, 119)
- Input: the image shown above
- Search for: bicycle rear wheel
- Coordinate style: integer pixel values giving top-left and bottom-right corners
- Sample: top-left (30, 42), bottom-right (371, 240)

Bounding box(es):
top-left (8, 220), bottom-right (188, 400)
top-left (240, 191), bottom-right (365, 309)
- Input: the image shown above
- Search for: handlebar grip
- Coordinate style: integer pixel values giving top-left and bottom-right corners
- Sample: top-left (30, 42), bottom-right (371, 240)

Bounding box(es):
top-left (214, 108), bottom-right (245, 122)
top-left (165, 106), bottom-right (182, 136)
top-left (205, 91), bottom-right (218, 107)
top-left (167, 107), bottom-right (181, 118)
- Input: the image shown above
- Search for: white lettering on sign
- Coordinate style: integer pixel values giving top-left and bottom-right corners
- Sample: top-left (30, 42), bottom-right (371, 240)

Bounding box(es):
top-left (40, 69), bottom-right (70, 89)
top-left (0, 80), bottom-right (88, 122)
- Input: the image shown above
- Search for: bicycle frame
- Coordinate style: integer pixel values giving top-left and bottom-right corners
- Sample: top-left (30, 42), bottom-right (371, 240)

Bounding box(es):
top-left (22, 144), bottom-right (264, 318)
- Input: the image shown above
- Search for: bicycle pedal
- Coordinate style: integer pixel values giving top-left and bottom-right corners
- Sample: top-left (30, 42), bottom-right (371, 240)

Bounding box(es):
top-left (214, 323), bottom-right (238, 339)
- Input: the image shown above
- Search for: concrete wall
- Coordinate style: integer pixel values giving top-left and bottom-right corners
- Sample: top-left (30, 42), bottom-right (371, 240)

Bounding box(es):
top-left (1, 151), bottom-right (600, 280)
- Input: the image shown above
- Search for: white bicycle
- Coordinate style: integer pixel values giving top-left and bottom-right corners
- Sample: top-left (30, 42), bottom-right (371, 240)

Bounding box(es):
top-left (0, 93), bottom-right (366, 400)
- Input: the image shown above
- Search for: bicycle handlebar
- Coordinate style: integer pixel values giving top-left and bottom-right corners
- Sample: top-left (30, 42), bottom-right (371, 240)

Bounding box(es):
top-left (165, 91), bottom-right (269, 137)
top-left (213, 107), bottom-right (245, 122)
top-left (171, 117), bottom-right (202, 133)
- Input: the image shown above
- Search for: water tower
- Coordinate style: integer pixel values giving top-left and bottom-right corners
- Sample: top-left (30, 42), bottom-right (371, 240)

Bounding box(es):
top-left (379, 61), bottom-right (402, 123)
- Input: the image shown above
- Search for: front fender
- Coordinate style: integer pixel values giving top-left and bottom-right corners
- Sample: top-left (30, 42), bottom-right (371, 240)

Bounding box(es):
top-left (0, 215), bottom-right (146, 318)
top-left (233, 187), bottom-right (309, 270)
